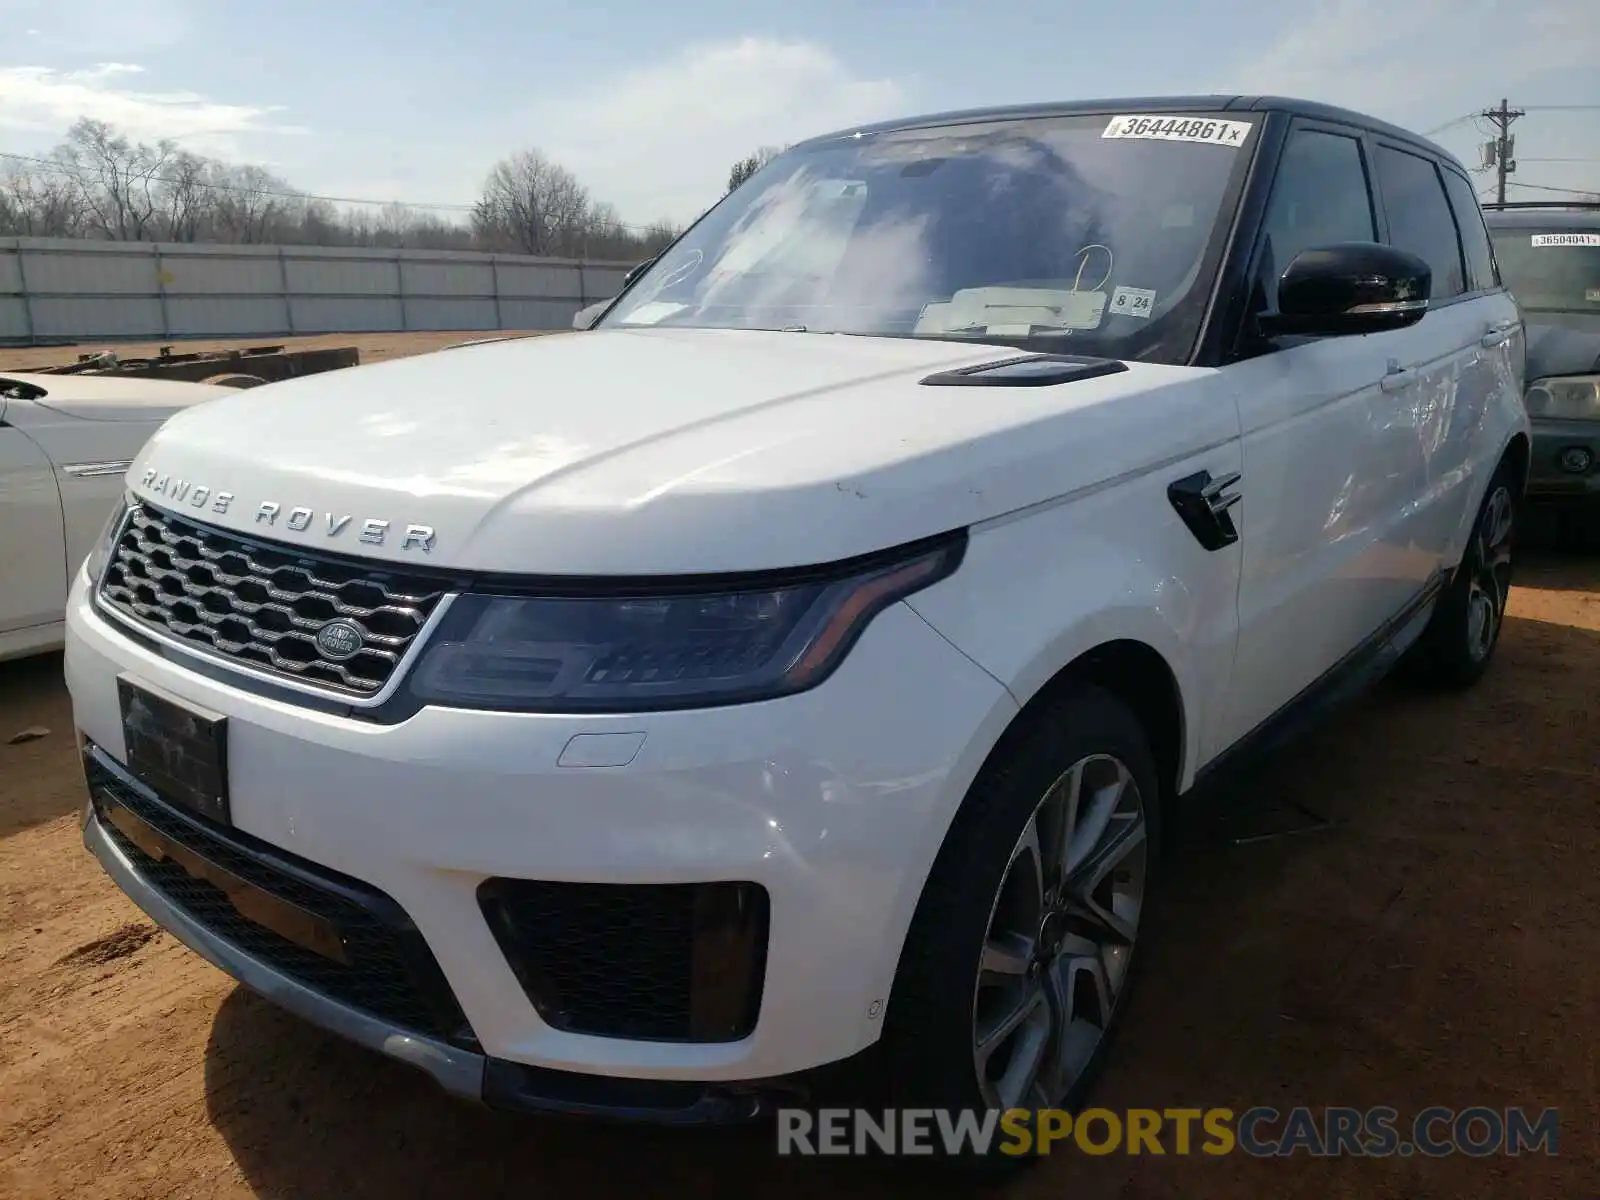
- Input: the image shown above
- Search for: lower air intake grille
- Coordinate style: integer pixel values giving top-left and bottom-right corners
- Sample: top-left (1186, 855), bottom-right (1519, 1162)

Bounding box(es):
top-left (86, 750), bottom-right (475, 1048)
top-left (478, 878), bottom-right (769, 1043)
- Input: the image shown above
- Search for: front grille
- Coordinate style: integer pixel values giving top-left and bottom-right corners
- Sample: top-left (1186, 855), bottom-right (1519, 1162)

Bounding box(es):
top-left (87, 752), bottom-right (476, 1048)
top-left (478, 878), bottom-right (769, 1043)
top-left (98, 503), bottom-right (448, 697)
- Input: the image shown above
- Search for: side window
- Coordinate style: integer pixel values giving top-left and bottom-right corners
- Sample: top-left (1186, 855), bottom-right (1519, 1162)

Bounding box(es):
top-left (1439, 168), bottom-right (1500, 292)
top-left (1257, 129), bottom-right (1377, 309)
top-left (1374, 146), bottom-right (1466, 300)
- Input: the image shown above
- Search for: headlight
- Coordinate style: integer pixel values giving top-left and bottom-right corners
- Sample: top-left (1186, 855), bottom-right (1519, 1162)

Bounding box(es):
top-left (1524, 375), bottom-right (1600, 420)
top-left (84, 496), bottom-right (131, 585)
top-left (407, 536), bottom-right (964, 712)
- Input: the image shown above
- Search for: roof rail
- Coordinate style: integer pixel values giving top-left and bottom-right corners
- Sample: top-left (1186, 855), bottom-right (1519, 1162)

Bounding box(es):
top-left (1481, 200), bottom-right (1600, 211)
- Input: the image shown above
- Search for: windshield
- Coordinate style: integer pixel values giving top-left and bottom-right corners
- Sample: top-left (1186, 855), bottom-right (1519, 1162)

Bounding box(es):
top-left (1489, 226), bottom-right (1600, 314)
top-left (599, 112), bottom-right (1261, 365)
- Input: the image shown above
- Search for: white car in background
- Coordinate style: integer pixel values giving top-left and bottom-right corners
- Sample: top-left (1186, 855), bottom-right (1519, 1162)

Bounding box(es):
top-left (1, 373), bottom-right (229, 662)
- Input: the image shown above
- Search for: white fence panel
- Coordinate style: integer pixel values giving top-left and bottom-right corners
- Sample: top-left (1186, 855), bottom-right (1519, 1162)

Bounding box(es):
top-left (0, 237), bottom-right (641, 344)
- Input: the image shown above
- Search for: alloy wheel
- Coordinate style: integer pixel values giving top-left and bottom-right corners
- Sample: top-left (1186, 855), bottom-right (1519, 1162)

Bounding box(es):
top-left (1465, 484), bottom-right (1514, 663)
top-left (971, 753), bottom-right (1148, 1111)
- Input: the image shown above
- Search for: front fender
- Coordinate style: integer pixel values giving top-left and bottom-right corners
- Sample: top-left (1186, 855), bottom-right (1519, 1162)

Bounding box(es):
top-left (905, 451), bottom-right (1244, 796)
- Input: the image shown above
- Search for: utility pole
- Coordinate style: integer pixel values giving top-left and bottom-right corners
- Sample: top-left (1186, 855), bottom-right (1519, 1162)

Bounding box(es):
top-left (1480, 98), bottom-right (1525, 204)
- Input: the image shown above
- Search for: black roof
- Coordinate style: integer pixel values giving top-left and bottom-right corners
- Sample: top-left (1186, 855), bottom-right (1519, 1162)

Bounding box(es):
top-left (1482, 202), bottom-right (1600, 230)
top-left (794, 94), bottom-right (1459, 165)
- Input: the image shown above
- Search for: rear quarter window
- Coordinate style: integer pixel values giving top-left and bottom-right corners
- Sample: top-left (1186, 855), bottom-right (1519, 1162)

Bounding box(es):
top-left (1374, 146), bottom-right (1467, 301)
top-left (1439, 170), bottom-right (1499, 293)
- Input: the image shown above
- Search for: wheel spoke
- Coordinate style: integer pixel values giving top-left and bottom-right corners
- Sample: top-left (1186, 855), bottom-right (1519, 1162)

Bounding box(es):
top-left (1039, 951), bottom-right (1113, 1093)
top-left (1009, 814), bottom-right (1047, 918)
top-left (1063, 760), bottom-right (1129, 878)
top-left (975, 982), bottom-right (1051, 1110)
top-left (980, 932), bottom-right (1034, 983)
top-left (1068, 809), bottom-right (1145, 902)
top-left (1038, 762), bottom-right (1084, 888)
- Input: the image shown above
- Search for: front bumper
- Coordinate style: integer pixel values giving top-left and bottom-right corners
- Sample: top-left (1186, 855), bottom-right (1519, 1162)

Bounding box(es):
top-left (80, 787), bottom-right (792, 1122)
top-left (64, 566), bottom-right (1016, 1094)
top-left (1527, 418), bottom-right (1600, 500)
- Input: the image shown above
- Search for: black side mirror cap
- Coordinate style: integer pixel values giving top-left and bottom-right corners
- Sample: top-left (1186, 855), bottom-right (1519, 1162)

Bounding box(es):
top-left (1258, 242), bottom-right (1432, 339)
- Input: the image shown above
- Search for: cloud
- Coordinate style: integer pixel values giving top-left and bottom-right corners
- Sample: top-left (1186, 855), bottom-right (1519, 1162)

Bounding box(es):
top-left (532, 37), bottom-right (912, 225)
top-left (0, 62), bottom-right (298, 156)
top-left (1225, 0), bottom-right (1600, 123)
top-left (0, 0), bottom-right (196, 55)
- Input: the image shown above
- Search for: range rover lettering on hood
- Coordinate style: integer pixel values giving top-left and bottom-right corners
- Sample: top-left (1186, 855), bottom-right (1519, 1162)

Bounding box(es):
top-left (136, 467), bottom-right (437, 553)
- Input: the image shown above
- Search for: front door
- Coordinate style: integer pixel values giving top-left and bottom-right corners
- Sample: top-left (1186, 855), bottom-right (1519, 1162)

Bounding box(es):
top-left (1214, 120), bottom-right (1433, 752)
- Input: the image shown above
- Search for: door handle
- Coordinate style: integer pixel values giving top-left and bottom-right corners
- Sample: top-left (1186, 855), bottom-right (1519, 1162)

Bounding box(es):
top-left (1481, 319), bottom-right (1517, 348)
top-left (1380, 368), bottom-right (1416, 393)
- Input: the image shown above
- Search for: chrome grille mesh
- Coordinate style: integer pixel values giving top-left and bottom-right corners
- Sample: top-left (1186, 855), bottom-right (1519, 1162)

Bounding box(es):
top-left (98, 504), bottom-right (448, 697)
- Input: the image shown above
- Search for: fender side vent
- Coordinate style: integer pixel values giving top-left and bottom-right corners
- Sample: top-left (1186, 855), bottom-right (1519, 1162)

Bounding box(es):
top-left (919, 354), bottom-right (1128, 387)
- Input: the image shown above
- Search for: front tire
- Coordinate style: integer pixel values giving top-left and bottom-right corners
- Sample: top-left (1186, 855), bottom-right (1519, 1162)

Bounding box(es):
top-left (881, 683), bottom-right (1162, 1163)
top-left (1402, 462), bottom-right (1517, 689)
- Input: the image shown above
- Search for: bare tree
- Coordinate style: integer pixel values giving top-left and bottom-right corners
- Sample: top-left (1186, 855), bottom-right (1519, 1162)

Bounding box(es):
top-left (727, 146), bottom-right (781, 193)
top-left (4, 117), bottom-right (681, 258)
top-left (472, 149), bottom-right (593, 256)
top-left (54, 118), bottom-right (177, 240)
top-left (209, 163), bottom-right (297, 243)
top-left (0, 165), bottom-right (85, 237)
top-left (156, 150), bottom-right (210, 242)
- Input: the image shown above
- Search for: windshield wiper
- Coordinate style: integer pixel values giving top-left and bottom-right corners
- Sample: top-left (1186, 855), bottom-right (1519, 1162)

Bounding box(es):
top-left (924, 324), bottom-right (1078, 337)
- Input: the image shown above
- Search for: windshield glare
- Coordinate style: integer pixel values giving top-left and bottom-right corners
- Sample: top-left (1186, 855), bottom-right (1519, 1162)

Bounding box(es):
top-left (1490, 228), bottom-right (1600, 313)
top-left (600, 113), bottom-right (1259, 365)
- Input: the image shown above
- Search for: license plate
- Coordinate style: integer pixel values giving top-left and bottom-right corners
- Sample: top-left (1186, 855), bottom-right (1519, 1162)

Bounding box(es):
top-left (117, 676), bottom-right (230, 825)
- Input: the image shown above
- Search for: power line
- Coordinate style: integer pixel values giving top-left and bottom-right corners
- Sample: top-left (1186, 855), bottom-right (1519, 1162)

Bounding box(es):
top-left (1423, 113), bottom-right (1477, 136)
top-left (1503, 181), bottom-right (1600, 197)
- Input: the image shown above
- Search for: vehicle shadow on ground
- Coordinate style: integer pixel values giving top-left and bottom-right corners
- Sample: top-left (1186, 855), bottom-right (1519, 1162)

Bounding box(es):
top-left (203, 612), bottom-right (1600, 1199)
top-left (0, 650), bottom-right (81, 838)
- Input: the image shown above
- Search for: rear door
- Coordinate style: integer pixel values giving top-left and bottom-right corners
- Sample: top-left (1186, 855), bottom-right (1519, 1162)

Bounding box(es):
top-left (1368, 142), bottom-right (1513, 567)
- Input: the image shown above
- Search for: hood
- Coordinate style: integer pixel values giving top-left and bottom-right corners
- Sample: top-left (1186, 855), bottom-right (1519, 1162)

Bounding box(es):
top-left (128, 327), bottom-right (1231, 574)
top-left (1524, 315), bottom-right (1600, 381)
top-left (1, 372), bottom-right (231, 422)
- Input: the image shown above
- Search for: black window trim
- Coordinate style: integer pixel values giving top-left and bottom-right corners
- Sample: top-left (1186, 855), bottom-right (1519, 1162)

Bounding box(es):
top-left (1438, 163), bottom-right (1504, 294)
top-left (1188, 110), bottom-right (1288, 368)
top-left (1208, 113), bottom-right (1387, 367)
top-left (1368, 137), bottom-right (1494, 311)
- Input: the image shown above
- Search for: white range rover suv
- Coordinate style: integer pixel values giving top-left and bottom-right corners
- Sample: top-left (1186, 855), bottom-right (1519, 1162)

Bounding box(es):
top-left (64, 96), bottom-right (1527, 1139)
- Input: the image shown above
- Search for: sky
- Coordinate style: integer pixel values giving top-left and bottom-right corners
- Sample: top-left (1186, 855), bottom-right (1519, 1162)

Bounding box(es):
top-left (1, 0), bottom-right (1597, 229)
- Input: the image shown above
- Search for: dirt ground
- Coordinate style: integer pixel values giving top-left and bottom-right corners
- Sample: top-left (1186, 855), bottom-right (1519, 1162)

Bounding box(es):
top-left (0, 333), bottom-right (1595, 1197)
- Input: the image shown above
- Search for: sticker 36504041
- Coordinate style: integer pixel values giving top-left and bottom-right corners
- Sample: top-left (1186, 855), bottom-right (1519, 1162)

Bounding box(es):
top-left (1530, 233), bottom-right (1600, 248)
top-left (1101, 115), bottom-right (1253, 147)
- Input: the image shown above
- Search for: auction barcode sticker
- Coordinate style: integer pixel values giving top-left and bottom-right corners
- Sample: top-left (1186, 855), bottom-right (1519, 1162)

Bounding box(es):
top-left (1102, 115), bottom-right (1253, 147)
top-left (1531, 233), bottom-right (1600, 247)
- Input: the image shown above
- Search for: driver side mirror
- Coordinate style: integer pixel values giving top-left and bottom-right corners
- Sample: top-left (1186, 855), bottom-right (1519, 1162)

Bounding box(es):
top-left (1259, 243), bottom-right (1432, 338)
